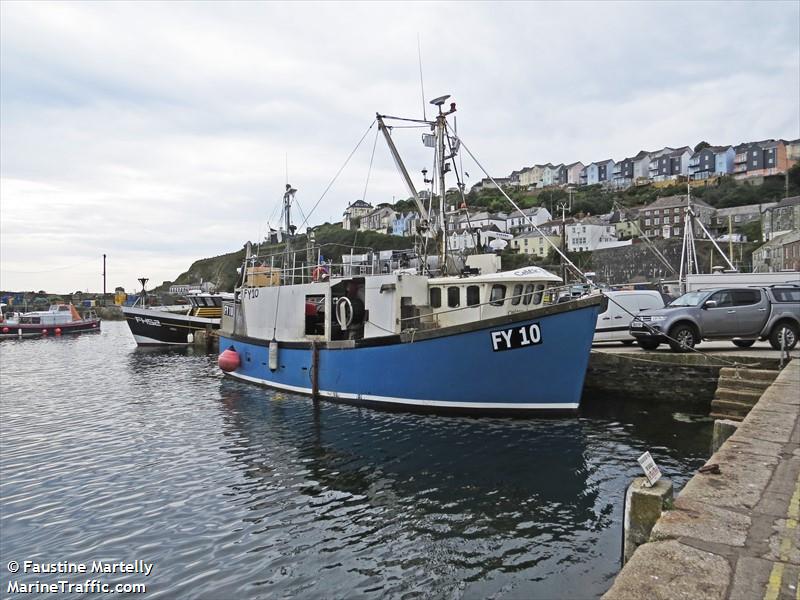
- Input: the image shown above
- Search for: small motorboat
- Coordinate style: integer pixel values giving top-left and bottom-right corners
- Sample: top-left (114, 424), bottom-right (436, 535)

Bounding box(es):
top-left (0, 304), bottom-right (101, 339)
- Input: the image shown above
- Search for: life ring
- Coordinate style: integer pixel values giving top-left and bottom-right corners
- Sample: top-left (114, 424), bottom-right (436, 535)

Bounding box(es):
top-left (312, 266), bottom-right (329, 282)
top-left (336, 296), bottom-right (353, 329)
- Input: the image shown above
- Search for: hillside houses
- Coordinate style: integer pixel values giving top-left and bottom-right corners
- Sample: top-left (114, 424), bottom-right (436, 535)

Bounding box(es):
top-left (360, 205), bottom-right (396, 234)
top-left (475, 137), bottom-right (798, 194)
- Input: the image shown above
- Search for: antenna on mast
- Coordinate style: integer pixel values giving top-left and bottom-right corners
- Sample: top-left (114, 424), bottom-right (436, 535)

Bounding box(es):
top-left (417, 34), bottom-right (426, 121)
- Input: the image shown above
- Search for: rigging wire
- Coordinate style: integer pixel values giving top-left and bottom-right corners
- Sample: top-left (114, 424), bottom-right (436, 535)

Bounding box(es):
top-left (445, 128), bottom-right (478, 253)
top-left (417, 33), bottom-right (427, 122)
top-left (450, 124), bottom-right (585, 281)
top-left (612, 200), bottom-right (676, 275)
top-left (353, 127), bottom-right (381, 251)
top-left (296, 120), bottom-right (377, 232)
top-left (361, 126), bottom-right (380, 207)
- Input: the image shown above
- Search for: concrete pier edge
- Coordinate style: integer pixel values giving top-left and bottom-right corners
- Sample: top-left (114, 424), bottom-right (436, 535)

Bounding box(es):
top-left (603, 358), bottom-right (800, 600)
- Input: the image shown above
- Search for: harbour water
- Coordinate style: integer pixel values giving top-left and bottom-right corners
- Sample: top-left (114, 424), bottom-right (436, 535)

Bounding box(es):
top-left (1, 321), bottom-right (712, 599)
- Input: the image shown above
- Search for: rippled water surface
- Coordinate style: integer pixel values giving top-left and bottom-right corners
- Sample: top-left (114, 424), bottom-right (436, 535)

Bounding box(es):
top-left (1, 322), bottom-right (712, 599)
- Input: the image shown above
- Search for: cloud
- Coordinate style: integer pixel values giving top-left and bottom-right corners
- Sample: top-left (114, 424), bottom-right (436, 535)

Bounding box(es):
top-left (1, 0), bottom-right (798, 292)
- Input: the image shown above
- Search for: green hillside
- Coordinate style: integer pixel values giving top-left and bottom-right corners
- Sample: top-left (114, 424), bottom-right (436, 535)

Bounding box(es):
top-left (159, 223), bottom-right (434, 292)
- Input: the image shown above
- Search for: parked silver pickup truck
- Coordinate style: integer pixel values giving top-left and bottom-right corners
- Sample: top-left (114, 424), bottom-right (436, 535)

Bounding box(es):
top-left (629, 285), bottom-right (800, 352)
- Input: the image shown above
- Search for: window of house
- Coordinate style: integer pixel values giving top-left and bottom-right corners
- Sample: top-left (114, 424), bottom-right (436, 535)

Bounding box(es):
top-left (430, 287), bottom-right (441, 308)
top-left (489, 285), bottom-right (506, 306)
top-left (511, 284), bottom-right (523, 306)
top-left (447, 287), bottom-right (460, 308)
top-left (654, 217), bottom-right (660, 225)
top-left (645, 219), bottom-right (651, 226)
top-left (674, 227), bottom-right (681, 235)
top-left (734, 215), bottom-right (741, 223)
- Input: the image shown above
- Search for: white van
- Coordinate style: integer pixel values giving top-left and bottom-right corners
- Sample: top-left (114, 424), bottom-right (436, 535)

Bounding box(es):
top-left (593, 290), bottom-right (665, 344)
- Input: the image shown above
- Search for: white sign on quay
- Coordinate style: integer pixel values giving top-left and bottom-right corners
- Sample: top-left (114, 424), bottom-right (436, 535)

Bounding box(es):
top-left (637, 451), bottom-right (662, 487)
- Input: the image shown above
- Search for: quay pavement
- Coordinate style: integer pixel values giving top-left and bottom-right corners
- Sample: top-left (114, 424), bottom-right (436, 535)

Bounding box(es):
top-left (603, 358), bottom-right (800, 599)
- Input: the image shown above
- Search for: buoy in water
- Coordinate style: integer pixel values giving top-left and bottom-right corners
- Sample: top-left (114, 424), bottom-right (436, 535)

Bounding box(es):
top-left (2, 327), bottom-right (8, 334)
top-left (55, 328), bottom-right (62, 336)
top-left (218, 346), bottom-right (240, 372)
top-left (41, 329), bottom-right (48, 335)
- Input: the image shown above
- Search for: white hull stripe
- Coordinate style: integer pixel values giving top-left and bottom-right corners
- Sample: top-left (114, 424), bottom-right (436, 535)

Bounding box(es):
top-left (132, 334), bottom-right (189, 346)
top-left (123, 307), bottom-right (219, 325)
top-left (226, 371), bottom-right (578, 410)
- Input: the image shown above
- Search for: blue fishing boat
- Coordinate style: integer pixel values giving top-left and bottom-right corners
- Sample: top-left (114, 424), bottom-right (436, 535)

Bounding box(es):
top-left (217, 95), bottom-right (601, 414)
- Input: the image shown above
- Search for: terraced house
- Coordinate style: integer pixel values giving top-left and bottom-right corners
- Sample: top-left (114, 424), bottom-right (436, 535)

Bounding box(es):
top-left (733, 139), bottom-right (790, 179)
top-left (763, 195), bottom-right (800, 241)
top-left (638, 195), bottom-right (714, 239)
top-left (582, 159), bottom-right (615, 185)
top-left (611, 150), bottom-right (651, 189)
top-left (688, 145), bottom-right (735, 179)
top-left (649, 147), bottom-right (692, 182)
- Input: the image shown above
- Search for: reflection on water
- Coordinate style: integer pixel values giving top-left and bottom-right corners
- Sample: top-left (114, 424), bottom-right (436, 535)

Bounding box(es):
top-left (1, 321), bottom-right (711, 599)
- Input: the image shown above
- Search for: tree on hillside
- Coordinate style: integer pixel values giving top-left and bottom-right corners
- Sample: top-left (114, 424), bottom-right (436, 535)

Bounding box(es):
top-left (787, 162), bottom-right (800, 195)
top-left (694, 141), bottom-right (711, 152)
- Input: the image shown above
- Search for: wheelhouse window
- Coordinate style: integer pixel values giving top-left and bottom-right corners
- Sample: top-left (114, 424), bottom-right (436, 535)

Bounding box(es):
top-left (489, 284), bottom-right (506, 306)
top-left (533, 284), bottom-right (544, 305)
top-left (511, 284), bottom-right (523, 306)
top-left (447, 286), bottom-right (460, 308)
top-left (430, 287), bottom-right (441, 308)
top-left (466, 285), bottom-right (480, 306)
top-left (522, 283), bottom-right (535, 305)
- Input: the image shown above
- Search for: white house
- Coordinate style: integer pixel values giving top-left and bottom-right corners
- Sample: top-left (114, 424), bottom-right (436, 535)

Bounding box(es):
top-left (505, 207), bottom-right (552, 234)
top-left (450, 211), bottom-right (508, 233)
top-left (342, 199), bottom-right (374, 231)
top-left (566, 218), bottom-right (619, 252)
top-left (511, 231), bottom-right (562, 258)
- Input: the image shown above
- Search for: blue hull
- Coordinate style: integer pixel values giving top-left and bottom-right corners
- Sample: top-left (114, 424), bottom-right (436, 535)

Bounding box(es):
top-left (220, 299), bottom-right (600, 413)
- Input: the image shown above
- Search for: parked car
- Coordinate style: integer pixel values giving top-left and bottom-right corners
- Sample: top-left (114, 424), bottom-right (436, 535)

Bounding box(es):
top-left (594, 290), bottom-right (665, 344)
top-left (629, 285), bottom-right (800, 352)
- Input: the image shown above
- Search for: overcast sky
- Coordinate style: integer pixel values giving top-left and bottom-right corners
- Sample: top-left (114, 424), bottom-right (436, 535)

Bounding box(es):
top-left (1, 1), bottom-right (798, 293)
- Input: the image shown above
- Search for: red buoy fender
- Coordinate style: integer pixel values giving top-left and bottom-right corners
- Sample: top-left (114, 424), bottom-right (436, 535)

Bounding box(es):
top-left (218, 346), bottom-right (241, 372)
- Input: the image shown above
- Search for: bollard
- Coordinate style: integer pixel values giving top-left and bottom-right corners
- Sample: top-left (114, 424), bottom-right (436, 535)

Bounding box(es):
top-left (711, 419), bottom-right (739, 454)
top-left (623, 477), bottom-right (673, 564)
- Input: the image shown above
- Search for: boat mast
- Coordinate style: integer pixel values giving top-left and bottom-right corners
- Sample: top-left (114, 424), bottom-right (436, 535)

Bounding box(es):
top-left (282, 184), bottom-right (297, 284)
top-left (679, 184), bottom-right (698, 294)
top-left (431, 95), bottom-right (456, 274)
